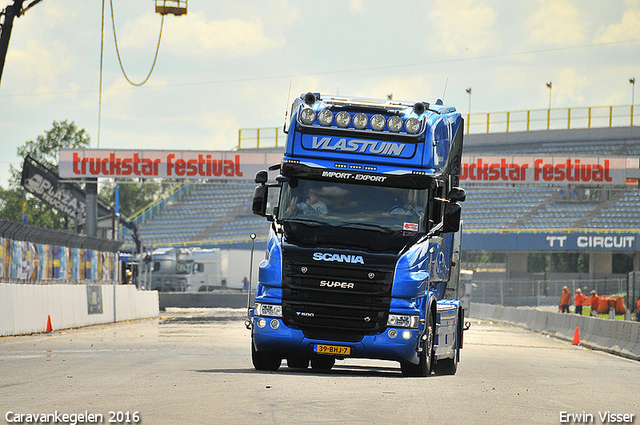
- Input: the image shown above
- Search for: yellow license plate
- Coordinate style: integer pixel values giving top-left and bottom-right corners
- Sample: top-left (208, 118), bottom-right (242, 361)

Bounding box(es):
top-left (314, 344), bottom-right (351, 355)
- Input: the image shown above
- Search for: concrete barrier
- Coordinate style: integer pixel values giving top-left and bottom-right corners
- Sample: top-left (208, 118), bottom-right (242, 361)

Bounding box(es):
top-left (470, 302), bottom-right (640, 361)
top-left (158, 291), bottom-right (249, 309)
top-left (0, 283), bottom-right (158, 336)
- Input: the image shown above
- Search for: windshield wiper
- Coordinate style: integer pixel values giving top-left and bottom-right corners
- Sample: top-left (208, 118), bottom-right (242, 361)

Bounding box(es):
top-left (283, 218), bottom-right (328, 227)
top-left (338, 222), bottom-right (395, 233)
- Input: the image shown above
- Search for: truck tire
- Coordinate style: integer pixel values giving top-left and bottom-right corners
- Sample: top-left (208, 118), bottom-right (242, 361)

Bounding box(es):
top-left (287, 356), bottom-right (309, 369)
top-left (401, 310), bottom-right (434, 377)
top-left (434, 349), bottom-right (458, 375)
top-left (251, 337), bottom-right (281, 371)
top-left (310, 355), bottom-right (335, 371)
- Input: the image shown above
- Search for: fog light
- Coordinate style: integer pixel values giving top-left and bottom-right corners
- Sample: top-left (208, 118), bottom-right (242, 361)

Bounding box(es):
top-left (300, 108), bottom-right (316, 125)
top-left (406, 117), bottom-right (420, 134)
top-left (257, 318), bottom-right (267, 328)
top-left (336, 111), bottom-right (351, 128)
top-left (370, 114), bottom-right (385, 131)
top-left (353, 113), bottom-right (368, 129)
top-left (318, 109), bottom-right (333, 126)
top-left (402, 330), bottom-right (412, 340)
top-left (270, 319), bottom-right (280, 329)
top-left (388, 116), bottom-right (402, 132)
top-left (388, 329), bottom-right (398, 339)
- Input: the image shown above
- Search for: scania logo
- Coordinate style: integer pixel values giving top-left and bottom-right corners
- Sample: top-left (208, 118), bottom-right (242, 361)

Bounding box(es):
top-left (313, 252), bottom-right (364, 264)
top-left (296, 311), bottom-right (314, 317)
top-left (320, 280), bottom-right (355, 289)
top-left (301, 266), bottom-right (308, 273)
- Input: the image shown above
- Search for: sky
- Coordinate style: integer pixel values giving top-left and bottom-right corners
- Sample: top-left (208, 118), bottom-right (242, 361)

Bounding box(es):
top-left (1, 0), bottom-right (639, 188)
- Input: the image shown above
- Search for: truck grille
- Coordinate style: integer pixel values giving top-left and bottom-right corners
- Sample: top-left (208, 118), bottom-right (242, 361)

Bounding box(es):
top-left (281, 246), bottom-right (396, 342)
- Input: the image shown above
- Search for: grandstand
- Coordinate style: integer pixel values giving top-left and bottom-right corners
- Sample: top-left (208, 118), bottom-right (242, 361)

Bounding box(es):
top-left (461, 126), bottom-right (640, 232)
top-left (127, 180), bottom-right (270, 248)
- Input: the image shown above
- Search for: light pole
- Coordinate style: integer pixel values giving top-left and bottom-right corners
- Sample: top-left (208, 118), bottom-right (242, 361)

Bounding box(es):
top-left (630, 77), bottom-right (635, 126)
top-left (546, 82), bottom-right (553, 130)
top-left (466, 87), bottom-right (472, 133)
top-left (546, 81), bottom-right (553, 109)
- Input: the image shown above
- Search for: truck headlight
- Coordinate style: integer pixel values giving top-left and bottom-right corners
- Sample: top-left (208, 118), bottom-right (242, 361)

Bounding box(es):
top-left (387, 314), bottom-right (419, 328)
top-left (300, 108), bottom-right (316, 125)
top-left (255, 303), bottom-right (283, 318)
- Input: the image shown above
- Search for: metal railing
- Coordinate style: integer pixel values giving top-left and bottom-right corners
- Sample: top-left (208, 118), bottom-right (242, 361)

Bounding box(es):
top-left (237, 127), bottom-right (285, 150)
top-left (466, 104), bottom-right (637, 134)
top-left (237, 104), bottom-right (638, 148)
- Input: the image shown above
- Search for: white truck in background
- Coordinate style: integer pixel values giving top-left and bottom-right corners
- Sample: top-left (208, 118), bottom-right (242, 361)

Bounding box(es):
top-left (140, 247), bottom-right (225, 292)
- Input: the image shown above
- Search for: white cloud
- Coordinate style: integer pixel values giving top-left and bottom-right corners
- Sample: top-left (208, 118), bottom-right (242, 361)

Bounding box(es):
top-left (427, 0), bottom-right (498, 56)
top-left (594, 6), bottom-right (640, 43)
top-left (5, 39), bottom-right (74, 104)
top-left (350, 0), bottom-right (365, 13)
top-left (551, 68), bottom-right (591, 106)
top-left (528, 0), bottom-right (586, 45)
top-left (117, 12), bottom-right (284, 58)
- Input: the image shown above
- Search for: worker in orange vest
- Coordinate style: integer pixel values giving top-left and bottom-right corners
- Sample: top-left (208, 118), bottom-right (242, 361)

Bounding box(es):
top-left (574, 288), bottom-right (586, 315)
top-left (590, 290), bottom-right (600, 317)
top-left (636, 298), bottom-right (640, 322)
top-left (559, 286), bottom-right (571, 313)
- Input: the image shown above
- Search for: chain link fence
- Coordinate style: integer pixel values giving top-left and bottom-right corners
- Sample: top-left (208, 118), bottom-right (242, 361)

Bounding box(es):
top-left (472, 275), bottom-right (639, 309)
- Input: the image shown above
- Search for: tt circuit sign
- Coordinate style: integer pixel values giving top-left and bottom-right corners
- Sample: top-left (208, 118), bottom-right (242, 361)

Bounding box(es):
top-left (465, 232), bottom-right (639, 252)
top-left (59, 149), bottom-right (282, 180)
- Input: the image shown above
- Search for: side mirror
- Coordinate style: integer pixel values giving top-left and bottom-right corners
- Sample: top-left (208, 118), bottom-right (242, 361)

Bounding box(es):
top-left (448, 187), bottom-right (466, 203)
top-left (442, 202), bottom-right (461, 233)
top-left (252, 185), bottom-right (268, 216)
top-left (255, 170), bottom-right (268, 184)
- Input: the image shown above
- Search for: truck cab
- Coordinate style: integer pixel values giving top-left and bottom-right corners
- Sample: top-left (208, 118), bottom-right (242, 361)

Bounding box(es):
top-left (249, 93), bottom-right (466, 376)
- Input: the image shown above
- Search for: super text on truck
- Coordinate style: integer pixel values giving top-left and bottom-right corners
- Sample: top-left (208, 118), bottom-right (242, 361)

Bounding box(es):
top-left (248, 92), bottom-right (467, 376)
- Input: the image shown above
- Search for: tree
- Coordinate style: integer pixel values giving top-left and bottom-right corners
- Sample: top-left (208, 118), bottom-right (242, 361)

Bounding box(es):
top-left (0, 120), bottom-right (91, 229)
top-left (99, 179), bottom-right (175, 219)
top-left (1, 119), bottom-right (174, 230)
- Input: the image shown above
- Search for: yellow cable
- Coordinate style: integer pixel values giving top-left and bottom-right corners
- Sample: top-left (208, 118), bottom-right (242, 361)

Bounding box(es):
top-left (109, 0), bottom-right (165, 87)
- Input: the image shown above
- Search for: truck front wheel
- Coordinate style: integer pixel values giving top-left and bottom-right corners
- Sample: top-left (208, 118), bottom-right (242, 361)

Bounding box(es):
top-left (401, 311), bottom-right (434, 377)
top-left (251, 337), bottom-right (281, 371)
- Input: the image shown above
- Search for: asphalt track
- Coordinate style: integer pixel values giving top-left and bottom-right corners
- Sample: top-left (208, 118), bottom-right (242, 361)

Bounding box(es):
top-left (1, 308), bottom-right (639, 425)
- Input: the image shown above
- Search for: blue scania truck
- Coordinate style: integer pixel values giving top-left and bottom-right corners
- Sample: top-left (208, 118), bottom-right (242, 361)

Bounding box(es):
top-left (249, 92), bottom-right (467, 376)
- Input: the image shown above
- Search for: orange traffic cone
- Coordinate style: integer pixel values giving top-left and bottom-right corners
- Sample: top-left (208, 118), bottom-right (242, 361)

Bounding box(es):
top-left (45, 315), bottom-right (53, 333)
top-left (572, 326), bottom-right (580, 345)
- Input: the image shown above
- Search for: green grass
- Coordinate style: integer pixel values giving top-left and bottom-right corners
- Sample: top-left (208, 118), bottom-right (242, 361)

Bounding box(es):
top-left (579, 306), bottom-right (626, 321)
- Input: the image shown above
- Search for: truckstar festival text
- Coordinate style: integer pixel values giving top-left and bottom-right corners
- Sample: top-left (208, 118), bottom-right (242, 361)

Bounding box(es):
top-left (58, 149), bottom-right (283, 180)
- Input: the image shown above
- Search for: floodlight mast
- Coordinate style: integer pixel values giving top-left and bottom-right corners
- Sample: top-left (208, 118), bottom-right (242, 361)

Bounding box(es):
top-left (0, 0), bottom-right (41, 86)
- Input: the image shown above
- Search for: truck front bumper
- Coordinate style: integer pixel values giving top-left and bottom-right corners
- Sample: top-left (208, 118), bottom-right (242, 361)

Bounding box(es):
top-left (252, 317), bottom-right (422, 365)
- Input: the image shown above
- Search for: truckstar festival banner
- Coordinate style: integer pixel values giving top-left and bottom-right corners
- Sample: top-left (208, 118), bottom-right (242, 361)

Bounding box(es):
top-left (59, 149), bottom-right (283, 180)
top-left (460, 155), bottom-right (634, 186)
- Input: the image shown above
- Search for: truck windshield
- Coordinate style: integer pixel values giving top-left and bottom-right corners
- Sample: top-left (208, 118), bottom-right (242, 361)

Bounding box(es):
top-left (279, 180), bottom-right (428, 233)
top-left (176, 261), bottom-right (191, 274)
